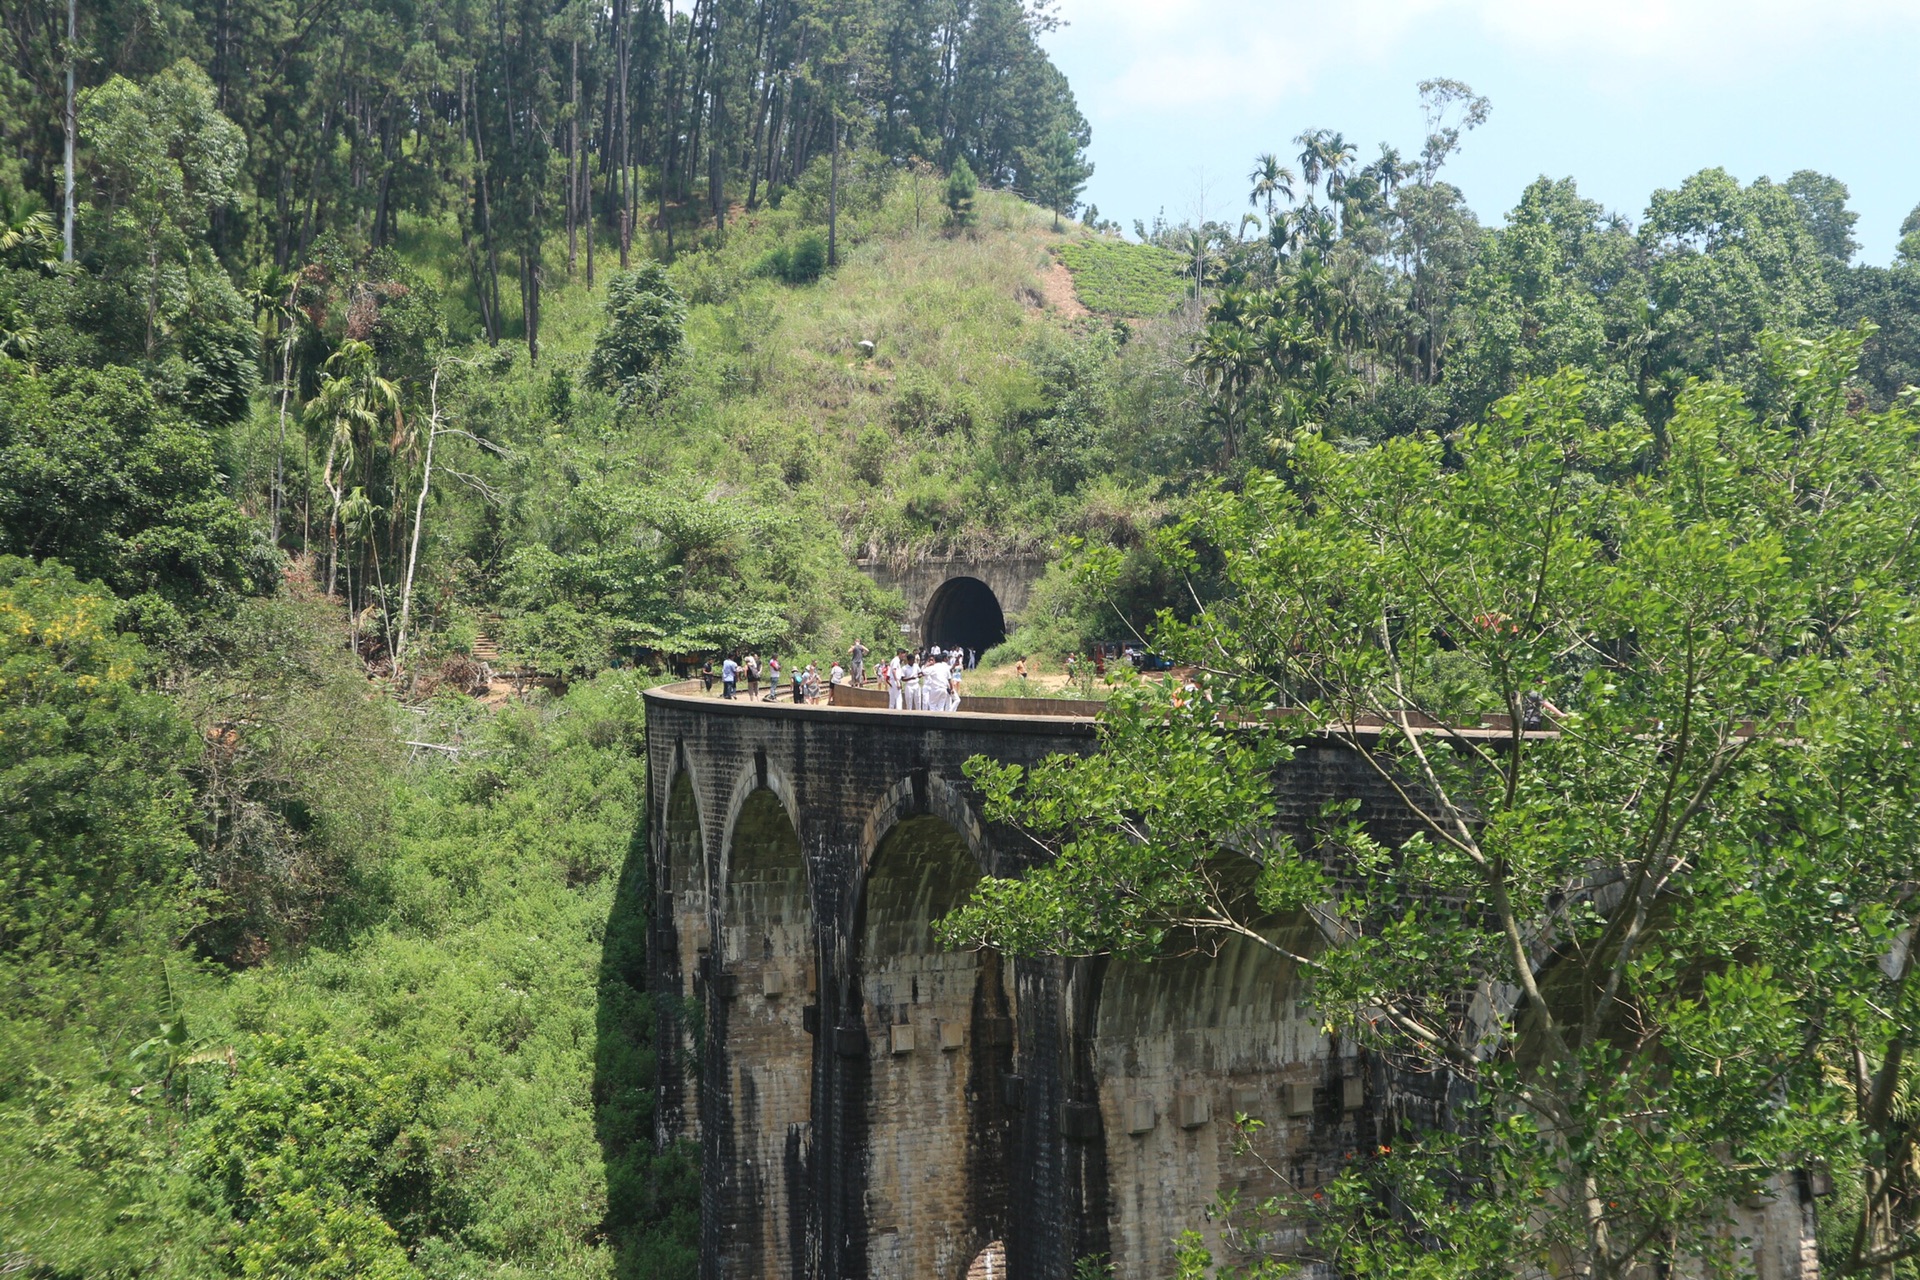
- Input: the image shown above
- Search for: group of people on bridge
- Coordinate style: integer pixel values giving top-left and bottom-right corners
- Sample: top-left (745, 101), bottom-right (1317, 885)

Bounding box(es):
top-left (701, 640), bottom-right (979, 708)
top-left (701, 640), bottom-right (982, 710)
top-left (877, 645), bottom-right (972, 711)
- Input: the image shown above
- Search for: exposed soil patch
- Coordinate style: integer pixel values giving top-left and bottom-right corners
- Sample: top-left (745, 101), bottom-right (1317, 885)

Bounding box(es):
top-left (1039, 257), bottom-right (1090, 319)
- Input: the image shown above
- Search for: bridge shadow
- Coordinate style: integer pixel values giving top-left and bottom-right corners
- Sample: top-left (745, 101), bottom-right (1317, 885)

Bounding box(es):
top-left (594, 814), bottom-right (700, 1279)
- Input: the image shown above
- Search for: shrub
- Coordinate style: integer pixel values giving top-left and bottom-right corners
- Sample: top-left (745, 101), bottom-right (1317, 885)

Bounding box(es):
top-left (585, 264), bottom-right (688, 402)
top-left (0, 556), bottom-right (196, 961)
top-left (758, 231), bottom-right (829, 286)
top-left (945, 158), bottom-right (978, 230)
top-left (851, 423), bottom-right (891, 485)
top-left (785, 232), bottom-right (828, 283)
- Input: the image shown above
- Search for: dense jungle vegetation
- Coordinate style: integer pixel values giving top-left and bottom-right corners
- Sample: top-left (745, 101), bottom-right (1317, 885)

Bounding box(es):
top-left (4, 0), bottom-right (1920, 1268)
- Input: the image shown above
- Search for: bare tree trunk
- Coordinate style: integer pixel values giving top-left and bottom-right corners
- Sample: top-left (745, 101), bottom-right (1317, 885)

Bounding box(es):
top-left (396, 366), bottom-right (443, 672)
top-left (616, 0), bottom-right (632, 267)
top-left (585, 153), bottom-right (596, 286)
top-left (62, 0), bottom-right (75, 262)
top-left (471, 93), bottom-right (502, 344)
top-left (322, 432), bottom-right (344, 597)
top-left (270, 320), bottom-right (296, 545)
top-left (827, 103), bottom-right (839, 267)
top-left (568, 38), bottom-right (580, 275)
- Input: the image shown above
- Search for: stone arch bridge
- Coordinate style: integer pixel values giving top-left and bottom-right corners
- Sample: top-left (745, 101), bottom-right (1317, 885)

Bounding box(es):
top-left (640, 684), bottom-right (1817, 1280)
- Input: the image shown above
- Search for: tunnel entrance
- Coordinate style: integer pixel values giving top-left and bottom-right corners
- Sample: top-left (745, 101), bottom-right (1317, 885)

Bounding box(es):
top-left (921, 577), bottom-right (1006, 657)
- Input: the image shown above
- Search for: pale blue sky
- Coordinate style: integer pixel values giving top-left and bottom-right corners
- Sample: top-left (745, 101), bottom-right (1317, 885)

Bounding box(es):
top-left (1041, 0), bottom-right (1920, 263)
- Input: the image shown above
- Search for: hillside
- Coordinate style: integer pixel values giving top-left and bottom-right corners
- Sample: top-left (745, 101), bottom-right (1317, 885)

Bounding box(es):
top-left (206, 181), bottom-right (1198, 681)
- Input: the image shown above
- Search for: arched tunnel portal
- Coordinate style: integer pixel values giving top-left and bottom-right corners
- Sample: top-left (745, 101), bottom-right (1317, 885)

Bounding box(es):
top-left (921, 577), bottom-right (1006, 657)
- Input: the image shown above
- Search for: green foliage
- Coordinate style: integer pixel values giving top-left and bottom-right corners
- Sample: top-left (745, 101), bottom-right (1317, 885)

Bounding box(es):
top-left (1, 673), bottom-right (697, 1278)
top-left (0, 557), bottom-right (196, 961)
top-left (947, 333), bottom-right (1920, 1279)
top-left (0, 364), bottom-right (267, 637)
top-left (175, 591), bottom-right (400, 961)
top-left (586, 265), bottom-right (689, 403)
top-left (1019, 128), bottom-right (1094, 230)
top-left (79, 60), bottom-right (253, 399)
top-left (193, 1035), bottom-right (437, 1278)
top-left (993, 328), bottom-right (1120, 493)
top-left (945, 158), bottom-right (979, 230)
top-left (759, 231), bottom-right (829, 285)
top-left (1056, 238), bottom-right (1186, 317)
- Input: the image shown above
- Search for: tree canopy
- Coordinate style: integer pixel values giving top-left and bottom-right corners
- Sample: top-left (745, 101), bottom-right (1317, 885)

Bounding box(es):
top-left (947, 330), bottom-right (1920, 1279)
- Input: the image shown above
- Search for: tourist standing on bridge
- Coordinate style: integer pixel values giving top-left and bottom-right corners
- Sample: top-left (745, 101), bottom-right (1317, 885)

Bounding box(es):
top-left (902, 653), bottom-right (921, 710)
top-left (791, 664), bottom-right (805, 703)
top-left (744, 653), bottom-right (759, 699)
top-left (849, 639), bottom-right (868, 686)
top-left (923, 651), bottom-right (951, 711)
top-left (886, 652), bottom-right (904, 709)
top-left (721, 654), bottom-right (739, 699)
top-left (948, 656), bottom-right (964, 709)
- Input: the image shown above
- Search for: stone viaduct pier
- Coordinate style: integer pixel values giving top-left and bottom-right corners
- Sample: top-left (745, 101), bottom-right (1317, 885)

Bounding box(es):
top-left (641, 684), bottom-right (1818, 1280)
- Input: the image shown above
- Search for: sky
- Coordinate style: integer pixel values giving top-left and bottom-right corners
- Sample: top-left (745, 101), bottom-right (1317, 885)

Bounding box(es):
top-left (1040, 0), bottom-right (1920, 263)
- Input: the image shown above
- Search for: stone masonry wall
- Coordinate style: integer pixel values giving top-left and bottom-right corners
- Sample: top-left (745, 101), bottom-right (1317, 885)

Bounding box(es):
top-left (712, 790), bottom-right (816, 1280)
top-left (642, 685), bottom-right (1819, 1280)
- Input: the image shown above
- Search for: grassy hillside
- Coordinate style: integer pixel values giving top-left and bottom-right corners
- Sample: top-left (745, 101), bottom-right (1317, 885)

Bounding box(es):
top-left (219, 176), bottom-right (1201, 680)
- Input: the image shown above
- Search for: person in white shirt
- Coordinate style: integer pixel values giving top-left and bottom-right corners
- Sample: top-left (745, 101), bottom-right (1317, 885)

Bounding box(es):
top-left (923, 654), bottom-right (951, 711)
top-left (947, 658), bottom-right (964, 710)
top-left (884, 654), bottom-right (902, 709)
top-left (902, 654), bottom-right (921, 710)
top-left (829, 661), bottom-right (845, 685)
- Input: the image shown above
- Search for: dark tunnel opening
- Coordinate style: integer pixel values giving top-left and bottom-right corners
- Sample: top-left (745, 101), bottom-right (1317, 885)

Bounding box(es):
top-left (921, 576), bottom-right (1006, 658)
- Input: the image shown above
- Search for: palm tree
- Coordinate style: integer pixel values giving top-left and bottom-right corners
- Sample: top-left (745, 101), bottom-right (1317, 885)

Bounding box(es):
top-left (246, 266), bottom-right (304, 545)
top-left (1361, 146), bottom-right (1407, 203)
top-left (1178, 226), bottom-right (1217, 302)
top-left (1294, 130), bottom-right (1356, 204)
top-left (1247, 153), bottom-right (1295, 224)
top-left (304, 340), bottom-right (402, 598)
top-left (0, 192), bottom-right (56, 271)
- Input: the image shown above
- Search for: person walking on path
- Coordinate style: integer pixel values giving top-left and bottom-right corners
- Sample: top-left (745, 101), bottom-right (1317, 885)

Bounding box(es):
top-left (721, 654), bottom-right (739, 699)
top-left (744, 653), bottom-right (759, 700)
top-left (849, 639), bottom-right (868, 687)
top-left (701, 657), bottom-right (716, 694)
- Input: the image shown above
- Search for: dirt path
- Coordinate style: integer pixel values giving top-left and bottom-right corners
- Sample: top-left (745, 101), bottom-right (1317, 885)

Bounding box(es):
top-left (1039, 257), bottom-right (1090, 319)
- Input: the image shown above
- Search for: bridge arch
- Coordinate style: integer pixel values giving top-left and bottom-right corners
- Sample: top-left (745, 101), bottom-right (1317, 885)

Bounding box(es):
top-left (662, 747), bottom-right (710, 998)
top-left (714, 785), bottom-right (817, 1280)
top-left (855, 810), bottom-right (1016, 1280)
top-left (857, 770), bottom-right (988, 881)
top-left (1093, 916), bottom-right (1328, 1280)
top-left (921, 576), bottom-right (1007, 656)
